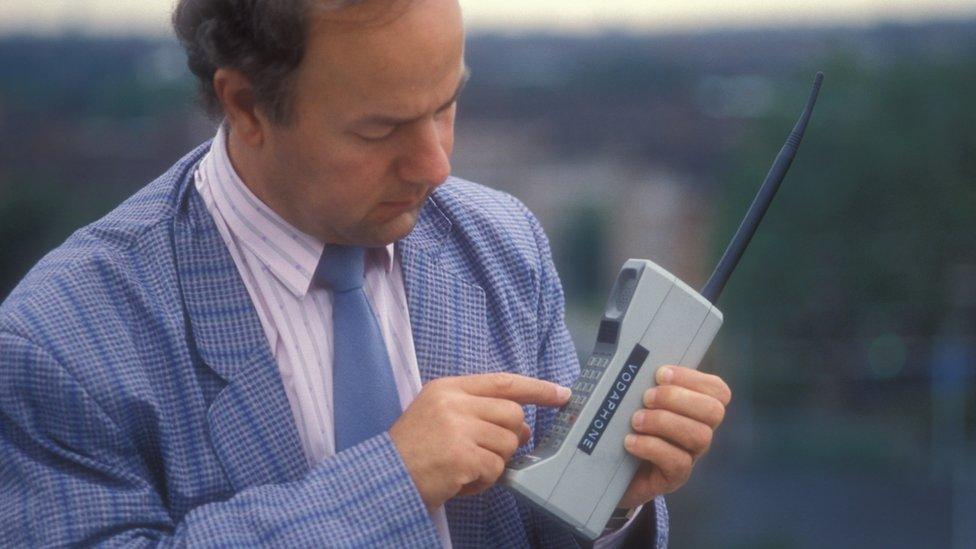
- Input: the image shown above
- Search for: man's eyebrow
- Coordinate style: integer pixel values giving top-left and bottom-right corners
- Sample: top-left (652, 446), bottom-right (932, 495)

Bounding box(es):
top-left (357, 67), bottom-right (471, 127)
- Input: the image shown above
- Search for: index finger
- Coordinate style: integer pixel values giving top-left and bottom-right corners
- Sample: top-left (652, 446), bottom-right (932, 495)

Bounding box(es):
top-left (458, 372), bottom-right (572, 407)
top-left (655, 366), bottom-right (732, 406)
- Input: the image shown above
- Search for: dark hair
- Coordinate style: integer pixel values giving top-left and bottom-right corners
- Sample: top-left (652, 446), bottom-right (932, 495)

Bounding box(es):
top-left (172, 0), bottom-right (352, 124)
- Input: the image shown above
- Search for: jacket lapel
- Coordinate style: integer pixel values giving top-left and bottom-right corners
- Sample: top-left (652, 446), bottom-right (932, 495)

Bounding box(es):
top-left (399, 194), bottom-right (492, 546)
top-left (173, 150), bottom-right (307, 491)
top-left (399, 197), bottom-right (488, 383)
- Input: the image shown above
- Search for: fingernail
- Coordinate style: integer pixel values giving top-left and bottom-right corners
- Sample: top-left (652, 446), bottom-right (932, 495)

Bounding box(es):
top-left (625, 434), bottom-right (637, 448)
top-left (557, 386), bottom-right (572, 400)
top-left (656, 366), bottom-right (673, 384)
top-left (632, 410), bottom-right (646, 428)
top-left (644, 388), bottom-right (657, 406)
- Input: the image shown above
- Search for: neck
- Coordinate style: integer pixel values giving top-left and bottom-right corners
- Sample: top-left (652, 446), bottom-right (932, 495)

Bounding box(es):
top-left (224, 124), bottom-right (312, 239)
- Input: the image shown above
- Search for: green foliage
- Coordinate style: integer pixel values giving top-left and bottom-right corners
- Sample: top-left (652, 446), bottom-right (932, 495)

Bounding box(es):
top-left (0, 181), bottom-right (130, 296)
top-left (715, 53), bottom-right (976, 355)
top-left (555, 203), bottom-right (609, 307)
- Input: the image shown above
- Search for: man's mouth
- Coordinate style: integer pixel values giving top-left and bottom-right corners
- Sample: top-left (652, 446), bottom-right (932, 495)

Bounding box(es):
top-left (379, 197), bottom-right (425, 213)
top-left (382, 190), bottom-right (431, 209)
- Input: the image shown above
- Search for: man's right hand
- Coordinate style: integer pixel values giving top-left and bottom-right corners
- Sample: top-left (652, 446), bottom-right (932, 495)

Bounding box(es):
top-left (389, 373), bottom-right (572, 511)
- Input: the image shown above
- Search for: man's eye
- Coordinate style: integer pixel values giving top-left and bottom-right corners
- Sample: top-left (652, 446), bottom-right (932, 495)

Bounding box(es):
top-left (357, 127), bottom-right (396, 142)
top-left (435, 102), bottom-right (457, 119)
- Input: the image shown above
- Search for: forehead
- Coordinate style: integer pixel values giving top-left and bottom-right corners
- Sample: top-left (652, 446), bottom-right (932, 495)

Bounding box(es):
top-left (300, 0), bottom-right (465, 109)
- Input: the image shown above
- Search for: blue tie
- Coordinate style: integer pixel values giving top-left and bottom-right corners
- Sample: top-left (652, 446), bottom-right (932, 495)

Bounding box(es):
top-left (314, 245), bottom-right (402, 452)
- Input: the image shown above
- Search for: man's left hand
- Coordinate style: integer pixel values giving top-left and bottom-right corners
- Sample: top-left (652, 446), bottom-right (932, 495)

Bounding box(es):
top-left (617, 365), bottom-right (732, 510)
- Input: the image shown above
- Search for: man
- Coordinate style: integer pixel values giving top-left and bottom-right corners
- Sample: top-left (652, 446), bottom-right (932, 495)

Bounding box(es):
top-left (0, 0), bottom-right (731, 546)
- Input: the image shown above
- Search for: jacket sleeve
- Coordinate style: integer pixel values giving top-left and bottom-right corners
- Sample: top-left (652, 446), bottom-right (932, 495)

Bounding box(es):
top-left (0, 331), bottom-right (439, 548)
top-left (513, 197), bottom-right (670, 549)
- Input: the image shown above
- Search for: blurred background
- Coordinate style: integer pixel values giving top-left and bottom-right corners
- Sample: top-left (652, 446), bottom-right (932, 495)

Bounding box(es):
top-left (1, 1), bottom-right (974, 547)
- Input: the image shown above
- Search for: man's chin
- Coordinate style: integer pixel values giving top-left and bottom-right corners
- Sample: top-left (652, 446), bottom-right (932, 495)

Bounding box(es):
top-left (359, 208), bottom-right (422, 247)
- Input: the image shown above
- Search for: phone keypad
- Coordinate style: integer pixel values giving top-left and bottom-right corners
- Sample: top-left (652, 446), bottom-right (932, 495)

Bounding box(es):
top-left (534, 352), bottom-right (612, 452)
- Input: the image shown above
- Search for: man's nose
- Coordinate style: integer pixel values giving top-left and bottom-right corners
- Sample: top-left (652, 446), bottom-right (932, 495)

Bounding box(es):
top-left (397, 118), bottom-right (452, 187)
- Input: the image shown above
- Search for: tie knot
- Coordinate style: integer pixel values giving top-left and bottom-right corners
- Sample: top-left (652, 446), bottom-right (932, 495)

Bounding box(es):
top-left (314, 245), bottom-right (366, 292)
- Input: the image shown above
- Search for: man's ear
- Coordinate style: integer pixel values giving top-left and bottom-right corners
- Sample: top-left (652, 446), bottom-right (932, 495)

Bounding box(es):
top-left (213, 68), bottom-right (267, 147)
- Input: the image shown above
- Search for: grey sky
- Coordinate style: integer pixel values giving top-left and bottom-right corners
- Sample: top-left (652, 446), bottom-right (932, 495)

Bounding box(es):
top-left (1, 0), bottom-right (974, 36)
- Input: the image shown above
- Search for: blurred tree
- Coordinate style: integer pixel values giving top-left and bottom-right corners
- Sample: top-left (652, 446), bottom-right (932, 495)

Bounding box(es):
top-left (555, 203), bottom-right (609, 307)
top-left (0, 181), bottom-right (129, 297)
top-left (714, 52), bottom-right (976, 420)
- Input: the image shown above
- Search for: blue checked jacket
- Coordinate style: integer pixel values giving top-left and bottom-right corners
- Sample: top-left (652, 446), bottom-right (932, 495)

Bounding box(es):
top-left (0, 143), bottom-right (668, 547)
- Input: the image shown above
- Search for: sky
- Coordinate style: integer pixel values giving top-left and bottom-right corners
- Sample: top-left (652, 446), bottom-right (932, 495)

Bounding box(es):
top-left (1, 0), bottom-right (975, 36)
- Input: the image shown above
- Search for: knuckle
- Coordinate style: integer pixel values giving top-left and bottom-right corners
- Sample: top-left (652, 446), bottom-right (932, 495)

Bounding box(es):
top-left (644, 410), bottom-right (666, 432)
top-left (428, 389), bottom-right (445, 406)
top-left (433, 392), bottom-right (456, 415)
top-left (505, 401), bottom-right (526, 424)
top-left (458, 453), bottom-right (480, 484)
top-left (455, 469), bottom-right (474, 487)
top-left (492, 373), bottom-right (517, 392)
top-left (446, 442), bottom-right (466, 464)
top-left (706, 374), bottom-right (732, 405)
top-left (656, 384), bottom-right (675, 404)
top-left (503, 430), bottom-right (520, 457)
top-left (719, 384), bottom-right (733, 406)
top-left (457, 468), bottom-right (473, 484)
top-left (680, 454), bottom-right (694, 480)
top-left (443, 415), bottom-right (466, 438)
top-left (426, 377), bottom-right (448, 392)
top-left (693, 425), bottom-right (713, 452)
top-left (491, 455), bottom-right (506, 479)
top-left (667, 452), bottom-right (693, 481)
top-left (708, 401), bottom-right (726, 426)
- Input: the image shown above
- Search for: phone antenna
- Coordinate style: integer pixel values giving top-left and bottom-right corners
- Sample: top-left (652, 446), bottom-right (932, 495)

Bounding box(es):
top-left (700, 71), bottom-right (823, 303)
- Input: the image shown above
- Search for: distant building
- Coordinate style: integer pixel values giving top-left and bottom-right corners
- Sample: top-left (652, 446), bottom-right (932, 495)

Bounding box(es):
top-left (453, 119), bottom-right (714, 290)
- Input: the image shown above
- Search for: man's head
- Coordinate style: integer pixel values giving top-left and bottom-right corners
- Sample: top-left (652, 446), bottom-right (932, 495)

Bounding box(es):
top-left (174, 0), bottom-right (466, 246)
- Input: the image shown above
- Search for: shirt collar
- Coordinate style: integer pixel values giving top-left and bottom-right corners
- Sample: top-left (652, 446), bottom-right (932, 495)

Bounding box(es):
top-left (201, 123), bottom-right (395, 298)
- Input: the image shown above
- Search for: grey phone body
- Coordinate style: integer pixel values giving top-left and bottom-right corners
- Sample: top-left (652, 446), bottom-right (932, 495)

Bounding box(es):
top-left (502, 259), bottom-right (723, 539)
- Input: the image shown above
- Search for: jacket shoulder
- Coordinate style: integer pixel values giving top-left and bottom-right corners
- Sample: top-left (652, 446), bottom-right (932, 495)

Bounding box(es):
top-left (428, 178), bottom-right (559, 348)
top-left (432, 177), bottom-right (545, 264)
